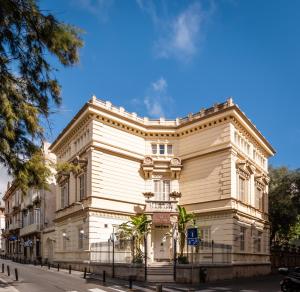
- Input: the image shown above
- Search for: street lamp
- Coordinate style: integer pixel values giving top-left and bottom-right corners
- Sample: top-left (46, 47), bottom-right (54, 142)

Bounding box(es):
top-left (172, 222), bottom-right (178, 281)
top-left (109, 224), bottom-right (119, 278)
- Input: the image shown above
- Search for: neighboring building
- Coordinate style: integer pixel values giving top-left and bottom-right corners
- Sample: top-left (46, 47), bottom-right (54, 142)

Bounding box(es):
top-left (0, 201), bottom-right (5, 253)
top-left (3, 183), bottom-right (22, 258)
top-left (3, 143), bottom-right (56, 262)
top-left (49, 96), bottom-right (275, 275)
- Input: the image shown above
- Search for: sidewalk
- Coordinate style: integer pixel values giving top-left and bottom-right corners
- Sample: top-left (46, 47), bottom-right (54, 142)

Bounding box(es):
top-left (0, 274), bottom-right (19, 292)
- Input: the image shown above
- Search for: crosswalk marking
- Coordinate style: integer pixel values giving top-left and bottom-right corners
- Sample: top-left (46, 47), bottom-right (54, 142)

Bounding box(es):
top-left (88, 289), bottom-right (108, 292)
top-left (113, 284), bottom-right (154, 292)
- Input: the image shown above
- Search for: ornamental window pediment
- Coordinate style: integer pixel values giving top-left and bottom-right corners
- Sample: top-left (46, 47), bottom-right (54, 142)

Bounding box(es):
top-left (236, 159), bottom-right (254, 179)
top-left (141, 156), bottom-right (182, 179)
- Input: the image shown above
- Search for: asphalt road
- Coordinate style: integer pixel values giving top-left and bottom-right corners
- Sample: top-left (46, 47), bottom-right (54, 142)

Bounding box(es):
top-left (0, 259), bottom-right (283, 292)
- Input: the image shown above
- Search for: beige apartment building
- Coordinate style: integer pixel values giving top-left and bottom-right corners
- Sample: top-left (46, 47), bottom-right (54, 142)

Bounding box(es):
top-left (50, 96), bottom-right (275, 275)
top-left (3, 143), bottom-right (56, 262)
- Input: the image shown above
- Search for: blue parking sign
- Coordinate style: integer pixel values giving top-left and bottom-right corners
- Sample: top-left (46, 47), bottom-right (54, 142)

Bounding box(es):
top-left (187, 228), bottom-right (199, 246)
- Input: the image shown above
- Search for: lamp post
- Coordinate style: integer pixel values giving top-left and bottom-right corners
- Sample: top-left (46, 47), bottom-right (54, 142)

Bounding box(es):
top-left (110, 225), bottom-right (118, 278)
top-left (172, 223), bottom-right (178, 281)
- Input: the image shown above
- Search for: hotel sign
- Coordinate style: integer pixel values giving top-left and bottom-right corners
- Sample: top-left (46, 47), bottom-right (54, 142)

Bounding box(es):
top-left (152, 213), bottom-right (170, 224)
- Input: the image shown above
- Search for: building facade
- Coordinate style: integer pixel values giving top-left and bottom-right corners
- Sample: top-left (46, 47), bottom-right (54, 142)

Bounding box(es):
top-left (3, 143), bottom-right (56, 262)
top-left (50, 96), bottom-right (275, 271)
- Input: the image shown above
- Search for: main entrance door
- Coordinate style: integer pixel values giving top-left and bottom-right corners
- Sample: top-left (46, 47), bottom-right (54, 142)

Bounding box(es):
top-left (153, 226), bottom-right (170, 261)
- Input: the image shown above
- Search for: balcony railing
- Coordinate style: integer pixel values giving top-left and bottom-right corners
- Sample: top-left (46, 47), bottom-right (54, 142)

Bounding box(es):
top-left (145, 200), bottom-right (178, 213)
top-left (20, 223), bottom-right (40, 237)
top-left (8, 221), bottom-right (21, 231)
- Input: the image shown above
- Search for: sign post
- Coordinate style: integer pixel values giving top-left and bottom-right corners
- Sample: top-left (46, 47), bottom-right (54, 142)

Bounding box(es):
top-left (187, 227), bottom-right (199, 284)
top-left (187, 228), bottom-right (199, 246)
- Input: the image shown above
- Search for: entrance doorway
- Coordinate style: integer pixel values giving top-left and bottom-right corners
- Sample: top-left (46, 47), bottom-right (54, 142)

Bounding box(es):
top-left (153, 225), bottom-right (170, 261)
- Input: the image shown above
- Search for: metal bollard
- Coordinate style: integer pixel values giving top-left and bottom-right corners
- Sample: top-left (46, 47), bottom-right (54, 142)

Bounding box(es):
top-left (84, 267), bottom-right (87, 279)
top-left (129, 276), bottom-right (133, 290)
top-left (7, 265), bottom-right (10, 276)
top-left (48, 263), bottom-right (50, 270)
top-left (69, 265), bottom-right (71, 274)
top-left (156, 284), bottom-right (162, 292)
top-left (57, 264), bottom-right (60, 272)
top-left (34, 260), bottom-right (36, 266)
top-left (103, 270), bottom-right (106, 283)
top-left (2, 263), bottom-right (4, 273)
top-left (15, 268), bottom-right (18, 281)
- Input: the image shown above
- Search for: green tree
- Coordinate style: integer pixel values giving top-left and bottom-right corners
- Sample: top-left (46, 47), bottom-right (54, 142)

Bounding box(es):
top-left (118, 213), bottom-right (151, 263)
top-left (0, 0), bottom-right (83, 191)
top-left (269, 166), bottom-right (300, 244)
top-left (177, 205), bottom-right (195, 258)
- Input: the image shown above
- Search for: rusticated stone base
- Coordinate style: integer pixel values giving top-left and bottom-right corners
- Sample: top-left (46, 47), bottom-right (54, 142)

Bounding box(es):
top-left (176, 263), bottom-right (271, 283)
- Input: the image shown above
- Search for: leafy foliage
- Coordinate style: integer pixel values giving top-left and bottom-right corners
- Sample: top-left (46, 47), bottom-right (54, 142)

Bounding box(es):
top-left (0, 0), bottom-right (83, 190)
top-left (118, 213), bottom-right (151, 263)
top-left (269, 166), bottom-right (300, 244)
top-left (177, 205), bottom-right (195, 257)
top-left (56, 161), bottom-right (82, 176)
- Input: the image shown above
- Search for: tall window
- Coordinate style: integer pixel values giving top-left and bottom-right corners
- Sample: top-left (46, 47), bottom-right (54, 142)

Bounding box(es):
top-left (153, 180), bottom-right (170, 200)
top-left (238, 176), bottom-right (247, 203)
top-left (79, 173), bottom-right (86, 200)
top-left (34, 208), bottom-right (40, 225)
top-left (240, 227), bottom-right (246, 251)
top-left (255, 187), bottom-right (263, 211)
top-left (256, 231), bottom-right (262, 253)
top-left (61, 182), bottom-right (69, 209)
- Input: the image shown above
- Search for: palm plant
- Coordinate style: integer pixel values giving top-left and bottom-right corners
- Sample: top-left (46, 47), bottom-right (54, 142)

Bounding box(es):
top-left (118, 213), bottom-right (151, 263)
top-left (177, 205), bottom-right (195, 261)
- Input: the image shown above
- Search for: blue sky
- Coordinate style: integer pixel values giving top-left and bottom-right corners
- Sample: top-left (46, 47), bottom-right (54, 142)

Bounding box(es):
top-left (2, 0), bottom-right (300, 194)
top-left (39, 0), bottom-right (300, 170)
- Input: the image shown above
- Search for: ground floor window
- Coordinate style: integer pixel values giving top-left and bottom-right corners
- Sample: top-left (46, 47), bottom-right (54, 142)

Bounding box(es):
top-left (78, 228), bottom-right (84, 249)
top-left (199, 226), bottom-right (211, 242)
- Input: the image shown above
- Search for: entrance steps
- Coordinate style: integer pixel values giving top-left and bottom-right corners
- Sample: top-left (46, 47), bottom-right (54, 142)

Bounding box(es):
top-left (147, 262), bottom-right (174, 283)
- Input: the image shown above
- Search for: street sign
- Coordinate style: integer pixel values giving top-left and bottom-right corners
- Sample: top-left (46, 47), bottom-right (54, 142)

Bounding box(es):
top-left (187, 227), bottom-right (199, 246)
top-left (9, 236), bottom-right (17, 241)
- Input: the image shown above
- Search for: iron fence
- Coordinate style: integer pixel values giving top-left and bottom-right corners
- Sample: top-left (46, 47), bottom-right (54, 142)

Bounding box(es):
top-left (182, 240), bottom-right (232, 264)
top-left (90, 239), bottom-right (134, 264)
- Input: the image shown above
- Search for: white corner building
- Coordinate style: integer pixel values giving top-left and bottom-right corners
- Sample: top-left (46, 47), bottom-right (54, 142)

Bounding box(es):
top-left (49, 96), bottom-right (275, 275)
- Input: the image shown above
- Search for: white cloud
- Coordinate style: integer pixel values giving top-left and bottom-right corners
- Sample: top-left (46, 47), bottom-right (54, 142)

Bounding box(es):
top-left (138, 1), bottom-right (215, 62)
top-left (133, 77), bottom-right (174, 118)
top-left (152, 77), bottom-right (167, 92)
top-left (74, 0), bottom-right (114, 21)
top-left (144, 96), bottom-right (165, 117)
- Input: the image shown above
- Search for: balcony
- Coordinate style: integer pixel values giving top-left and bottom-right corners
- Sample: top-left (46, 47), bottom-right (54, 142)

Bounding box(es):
top-left (145, 200), bottom-right (178, 213)
top-left (20, 223), bottom-right (40, 237)
top-left (8, 221), bottom-right (21, 231)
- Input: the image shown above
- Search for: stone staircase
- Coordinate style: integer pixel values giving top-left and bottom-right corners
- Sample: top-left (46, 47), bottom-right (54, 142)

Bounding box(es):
top-left (147, 262), bottom-right (174, 283)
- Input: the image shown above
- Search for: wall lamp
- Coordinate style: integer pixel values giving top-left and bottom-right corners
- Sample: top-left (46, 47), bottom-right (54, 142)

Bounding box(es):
top-left (80, 229), bottom-right (88, 239)
top-left (62, 232), bottom-right (70, 240)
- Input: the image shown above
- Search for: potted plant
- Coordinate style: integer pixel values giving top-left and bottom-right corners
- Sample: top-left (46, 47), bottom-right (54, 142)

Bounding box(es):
top-left (143, 192), bottom-right (154, 199)
top-left (169, 191), bottom-right (182, 199)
